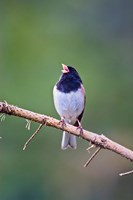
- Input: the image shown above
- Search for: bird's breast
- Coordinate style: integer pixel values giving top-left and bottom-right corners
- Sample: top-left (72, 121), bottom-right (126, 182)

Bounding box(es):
top-left (53, 86), bottom-right (84, 124)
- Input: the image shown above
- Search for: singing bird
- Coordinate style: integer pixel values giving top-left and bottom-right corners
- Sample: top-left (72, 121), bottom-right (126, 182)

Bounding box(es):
top-left (53, 64), bottom-right (86, 149)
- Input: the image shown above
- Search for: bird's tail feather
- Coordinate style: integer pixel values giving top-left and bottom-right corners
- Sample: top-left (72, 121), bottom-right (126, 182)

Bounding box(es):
top-left (61, 131), bottom-right (77, 150)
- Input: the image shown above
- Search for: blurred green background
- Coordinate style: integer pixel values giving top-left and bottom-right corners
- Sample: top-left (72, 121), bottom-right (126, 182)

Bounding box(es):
top-left (0, 0), bottom-right (133, 199)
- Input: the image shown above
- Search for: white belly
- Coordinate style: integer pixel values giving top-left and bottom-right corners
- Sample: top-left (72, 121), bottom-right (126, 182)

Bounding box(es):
top-left (53, 86), bottom-right (84, 124)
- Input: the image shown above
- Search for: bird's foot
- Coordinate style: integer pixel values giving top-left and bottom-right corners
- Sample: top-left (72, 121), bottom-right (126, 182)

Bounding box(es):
top-left (59, 117), bottom-right (66, 129)
top-left (76, 125), bottom-right (83, 135)
top-left (76, 119), bottom-right (83, 135)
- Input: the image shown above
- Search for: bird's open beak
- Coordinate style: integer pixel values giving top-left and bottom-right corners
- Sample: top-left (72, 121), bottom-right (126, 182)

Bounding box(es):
top-left (62, 64), bottom-right (69, 73)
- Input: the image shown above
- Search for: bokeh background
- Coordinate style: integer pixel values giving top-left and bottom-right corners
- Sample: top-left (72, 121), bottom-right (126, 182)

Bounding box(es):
top-left (0, 0), bottom-right (133, 199)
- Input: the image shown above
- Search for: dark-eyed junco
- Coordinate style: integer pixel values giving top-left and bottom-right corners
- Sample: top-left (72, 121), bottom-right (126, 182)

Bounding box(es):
top-left (53, 64), bottom-right (86, 150)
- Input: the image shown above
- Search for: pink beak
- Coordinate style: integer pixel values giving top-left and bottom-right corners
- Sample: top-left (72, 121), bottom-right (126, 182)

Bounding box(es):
top-left (62, 64), bottom-right (69, 73)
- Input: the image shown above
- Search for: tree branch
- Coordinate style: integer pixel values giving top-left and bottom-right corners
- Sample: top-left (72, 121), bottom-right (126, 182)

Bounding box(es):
top-left (84, 147), bottom-right (101, 167)
top-left (0, 101), bottom-right (133, 163)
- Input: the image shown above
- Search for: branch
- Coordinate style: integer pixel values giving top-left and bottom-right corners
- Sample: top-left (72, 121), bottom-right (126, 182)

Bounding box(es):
top-left (119, 170), bottom-right (133, 176)
top-left (84, 147), bottom-right (101, 167)
top-left (0, 101), bottom-right (133, 163)
top-left (23, 123), bottom-right (44, 150)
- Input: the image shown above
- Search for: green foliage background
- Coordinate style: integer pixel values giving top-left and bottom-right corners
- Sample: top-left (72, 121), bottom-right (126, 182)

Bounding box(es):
top-left (0, 0), bottom-right (133, 199)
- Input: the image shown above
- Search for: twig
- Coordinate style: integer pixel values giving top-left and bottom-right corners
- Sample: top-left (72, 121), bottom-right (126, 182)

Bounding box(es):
top-left (84, 147), bottom-right (101, 167)
top-left (25, 119), bottom-right (31, 130)
top-left (119, 170), bottom-right (133, 177)
top-left (23, 123), bottom-right (43, 150)
top-left (0, 114), bottom-right (6, 121)
top-left (86, 144), bottom-right (96, 152)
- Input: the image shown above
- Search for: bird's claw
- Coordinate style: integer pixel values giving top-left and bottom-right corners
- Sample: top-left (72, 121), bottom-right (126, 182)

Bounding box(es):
top-left (76, 118), bottom-right (83, 135)
top-left (59, 118), bottom-right (66, 128)
top-left (76, 125), bottom-right (83, 135)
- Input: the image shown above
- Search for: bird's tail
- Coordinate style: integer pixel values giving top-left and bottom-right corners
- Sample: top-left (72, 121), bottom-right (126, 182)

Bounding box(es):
top-left (61, 131), bottom-right (77, 150)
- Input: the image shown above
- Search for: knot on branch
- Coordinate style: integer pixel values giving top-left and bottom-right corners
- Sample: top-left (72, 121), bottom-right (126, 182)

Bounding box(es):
top-left (100, 134), bottom-right (108, 148)
top-left (0, 102), bottom-right (12, 115)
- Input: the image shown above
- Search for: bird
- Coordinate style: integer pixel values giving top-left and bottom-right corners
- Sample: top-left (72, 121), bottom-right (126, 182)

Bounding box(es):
top-left (53, 64), bottom-right (86, 150)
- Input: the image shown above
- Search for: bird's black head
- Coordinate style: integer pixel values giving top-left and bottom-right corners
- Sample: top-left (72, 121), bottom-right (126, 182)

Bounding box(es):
top-left (56, 64), bottom-right (82, 93)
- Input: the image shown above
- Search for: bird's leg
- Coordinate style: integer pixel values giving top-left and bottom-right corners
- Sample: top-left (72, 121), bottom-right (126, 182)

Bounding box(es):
top-left (76, 118), bottom-right (83, 135)
top-left (59, 116), bottom-right (66, 128)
